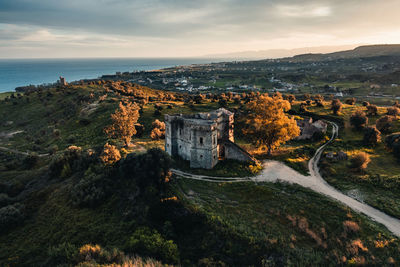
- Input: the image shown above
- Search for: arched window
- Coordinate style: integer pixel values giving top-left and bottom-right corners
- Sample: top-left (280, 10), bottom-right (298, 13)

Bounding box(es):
top-left (199, 137), bottom-right (203, 145)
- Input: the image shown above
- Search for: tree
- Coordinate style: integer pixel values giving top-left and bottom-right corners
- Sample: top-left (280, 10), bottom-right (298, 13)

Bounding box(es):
top-left (385, 133), bottom-right (400, 159)
top-left (99, 143), bottom-right (121, 165)
top-left (366, 105), bottom-right (378, 116)
top-left (387, 107), bottom-right (400, 117)
top-left (350, 111), bottom-right (368, 130)
top-left (376, 115), bottom-right (394, 133)
top-left (285, 94), bottom-right (296, 104)
top-left (363, 127), bottom-right (381, 146)
top-left (104, 101), bottom-right (140, 146)
top-left (362, 101), bottom-right (369, 107)
top-left (345, 98), bottom-right (356, 105)
top-left (331, 99), bottom-right (342, 115)
top-left (243, 95), bottom-right (300, 155)
top-left (313, 94), bottom-right (324, 107)
top-left (218, 98), bottom-right (227, 108)
top-left (150, 119), bottom-right (166, 140)
top-left (350, 152), bottom-right (370, 172)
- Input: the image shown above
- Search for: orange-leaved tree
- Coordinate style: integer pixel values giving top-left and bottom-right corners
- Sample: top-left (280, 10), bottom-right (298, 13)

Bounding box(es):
top-left (104, 101), bottom-right (140, 146)
top-left (243, 94), bottom-right (300, 155)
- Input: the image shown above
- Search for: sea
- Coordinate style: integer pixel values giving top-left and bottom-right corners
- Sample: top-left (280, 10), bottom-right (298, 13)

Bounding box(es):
top-left (0, 58), bottom-right (224, 93)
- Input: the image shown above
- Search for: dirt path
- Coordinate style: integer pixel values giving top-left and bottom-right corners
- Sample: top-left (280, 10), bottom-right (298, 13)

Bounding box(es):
top-left (172, 122), bottom-right (400, 237)
top-left (0, 146), bottom-right (49, 157)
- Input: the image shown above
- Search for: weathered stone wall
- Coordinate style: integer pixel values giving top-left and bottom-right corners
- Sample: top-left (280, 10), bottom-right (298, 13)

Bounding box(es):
top-left (165, 109), bottom-right (246, 169)
top-left (223, 141), bottom-right (255, 163)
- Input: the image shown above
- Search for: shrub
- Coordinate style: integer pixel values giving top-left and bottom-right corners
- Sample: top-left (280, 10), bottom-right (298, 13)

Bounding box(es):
top-left (299, 102), bottom-right (308, 112)
top-left (362, 101), bottom-right (369, 107)
top-left (154, 109), bottom-right (161, 116)
top-left (71, 171), bottom-right (108, 207)
top-left (350, 152), bottom-right (371, 172)
top-left (350, 111), bottom-right (368, 130)
top-left (126, 227), bottom-right (179, 264)
top-left (99, 143), bottom-right (121, 166)
top-left (49, 146), bottom-right (94, 179)
top-left (376, 115), bottom-right (394, 133)
top-left (343, 220), bottom-right (360, 233)
top-left (150, 119), bottom-right (166, 140)
top-left (0, 203), bottom-right (25, 231)
top-left (331, 99), bottom-right (342, 115)
top-left (22, 152), bottom-right (39, 169)
top-left (47, 242), bottom-right (78, 266)
top-left (363, 127), bottom-right (381, 146)
top-left (76, 244), bottom-right (124, 265)
top-left (218, 98), bottom-right (227, 108)
top-left (387, 107), bottom-right (400, 117)
top-left (345, 98), bottom-right (356, 105)
top-left (119, 148), bottom-right (172, 193)
top-left (366, 105), bottom-right (378, 116)
top-left (385, 133), bottom-right (400, 159)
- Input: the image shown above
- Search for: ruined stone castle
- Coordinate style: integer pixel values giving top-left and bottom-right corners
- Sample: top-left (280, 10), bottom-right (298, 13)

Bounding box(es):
top-left (165, 108), bottom-right (255, 169)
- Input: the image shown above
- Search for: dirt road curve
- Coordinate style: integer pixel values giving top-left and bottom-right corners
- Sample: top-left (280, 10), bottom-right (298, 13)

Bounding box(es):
top-left (172, 122), bottom-right (400, 237)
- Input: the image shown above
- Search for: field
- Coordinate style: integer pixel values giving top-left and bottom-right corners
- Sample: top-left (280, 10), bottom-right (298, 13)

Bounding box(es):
top-left (1, 82), bottom-right (400, 265)
top-left (173, 178), bottom-right (400, 265)
top-left (291, 100), bottom-right (400, 219)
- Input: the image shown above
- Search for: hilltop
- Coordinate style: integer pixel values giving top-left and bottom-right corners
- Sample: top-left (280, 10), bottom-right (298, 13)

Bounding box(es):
top-left (286, 44), bottom-right (400, 62)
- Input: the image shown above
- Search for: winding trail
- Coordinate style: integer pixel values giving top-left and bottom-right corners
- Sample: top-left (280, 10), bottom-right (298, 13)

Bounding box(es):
top-left (172, 122), bottom-right (400, 237)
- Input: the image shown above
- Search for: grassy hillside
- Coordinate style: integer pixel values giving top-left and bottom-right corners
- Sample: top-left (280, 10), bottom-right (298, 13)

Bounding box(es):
top-left (1, 84), bottom-right (400, 265)
top-left (290, 100), bottom-right (400, 220)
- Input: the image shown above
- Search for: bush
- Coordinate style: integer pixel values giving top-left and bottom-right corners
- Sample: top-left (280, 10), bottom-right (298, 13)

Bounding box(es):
top-left (22, 152), bottom-right (39, 169)
top-left (99, 143), bottom-right (121, 166)
top-left (0, 203), bottom-right (25, 231)
top-left (77, 244), bottom-right (124, 265)
top-left (387, 107), bottom-right (400, 117)
top-left (126, 227), bottom-right (179, 264)
top-left (345, 98), bottom-right (356, 105)
top-left (363, 127), bottom-right (381, 146)
top-left (49, 146), bottom-right (94, 179)
top-left (376, 115), bottom-right (394, 133)
top-left (350, 111), bottom-right (368, 130)
top-left (71, 171), bottom-right (109, 207)
top-left (46, 242), bottom-right (78, 266)
top-left (154, 109), bottom-right (161, 116)
top-left (150, 119), bottom-right (166, 140)
top-left (119, 148), bottom-right (172, 193)
top-left (350, 152), bottom-right (371, 172)
top-left (366, 105), bottom-right (378, 116)
top-left (362, 101), bottom-right (369, 107)
top-left (331, 99), bottom-right (342, 115)
top-left (385, 133), bottom-right (400, 159)
top-left (218, 98), bottom-right (227, 108)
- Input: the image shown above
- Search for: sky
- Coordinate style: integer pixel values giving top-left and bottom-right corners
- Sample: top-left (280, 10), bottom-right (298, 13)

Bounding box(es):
top-left (0, 0), bottom-right (400, 58)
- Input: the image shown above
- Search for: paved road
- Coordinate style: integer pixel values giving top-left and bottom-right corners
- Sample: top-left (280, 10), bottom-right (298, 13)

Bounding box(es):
top-left (172, 122), bottom-right (400, 237)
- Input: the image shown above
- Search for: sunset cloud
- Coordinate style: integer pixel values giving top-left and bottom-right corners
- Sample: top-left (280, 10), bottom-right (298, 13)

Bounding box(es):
top-left (0, 0), bottom-right (399, 57)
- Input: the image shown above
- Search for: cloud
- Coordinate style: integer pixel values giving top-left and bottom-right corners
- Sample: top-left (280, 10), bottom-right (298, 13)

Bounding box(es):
top-left (276, 4), bottom-right (332, 18)
top-left (0, 0), bottom-right (400, 57)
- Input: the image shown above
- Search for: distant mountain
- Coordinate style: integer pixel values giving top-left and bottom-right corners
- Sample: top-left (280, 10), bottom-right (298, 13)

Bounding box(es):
top-left (286, 44), bottom-right (400, 62)
top-left (204, 45), bottom-right (361, 59)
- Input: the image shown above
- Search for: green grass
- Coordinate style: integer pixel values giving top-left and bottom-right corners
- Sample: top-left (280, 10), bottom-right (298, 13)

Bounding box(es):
top-left (173, 178), bottom-right (400, 265)
top-left (172, 157), bottom-right (258, 177)
top-left (295, 101), bottom-right (400, 219)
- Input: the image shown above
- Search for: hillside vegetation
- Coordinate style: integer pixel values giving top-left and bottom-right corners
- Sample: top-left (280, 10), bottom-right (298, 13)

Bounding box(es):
top-left (1, 83), bottom-right (400, 265)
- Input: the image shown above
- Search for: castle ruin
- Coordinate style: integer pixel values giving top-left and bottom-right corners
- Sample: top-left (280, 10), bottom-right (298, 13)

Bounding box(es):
top-left (165, 108), bottom-right (255, 169)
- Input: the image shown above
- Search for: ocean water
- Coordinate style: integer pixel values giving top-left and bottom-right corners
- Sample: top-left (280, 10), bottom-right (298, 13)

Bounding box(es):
top-left (0, 58), bottom-right (222, 93)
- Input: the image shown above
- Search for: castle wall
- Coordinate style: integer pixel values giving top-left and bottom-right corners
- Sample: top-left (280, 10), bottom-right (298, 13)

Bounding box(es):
top-left (165, 108), bottom-right (246, 169)
top-left (223, 141), bottom-right (256, 163)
